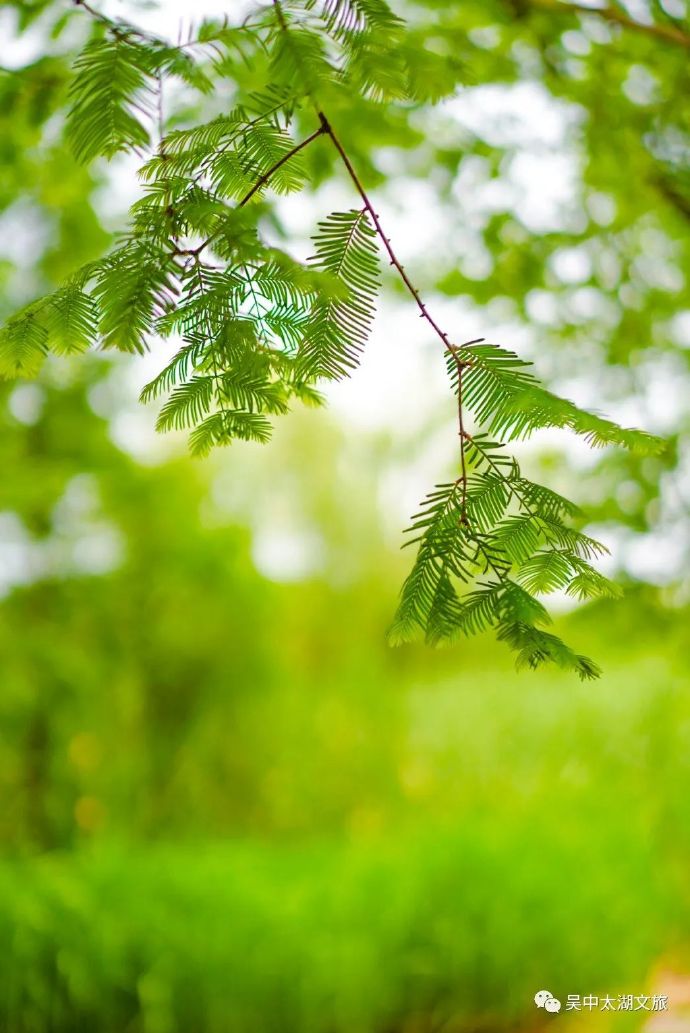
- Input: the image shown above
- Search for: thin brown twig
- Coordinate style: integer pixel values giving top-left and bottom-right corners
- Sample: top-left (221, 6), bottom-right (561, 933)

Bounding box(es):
top-left (72, 0), bottom-right (139, 40)
top-left (316, 107), bottom-right (483, 519)
top-left (73, 0), bottom-right (109, 24)
top-left (272, 0), bottom-right (288, 31)
top-left (454, 355), bottom-right (470, 525)
top-left (317, 112), bottom-right (456, 354)
top-left (194, 98), bottom-right (297, 181)
top-left (174, 125), bottom-right (327, 258)
top-left (156, 73), bottom-right (165, 149)
top-left (447, 341), bottom-right (484, 525)
top-left (236, 125), bottom-right (325, 208)
top-left (192, 254), bottom-right (231, 431)
top-left (528, 0), bottom-right (690, 49)
top-left (654, 174), bottom-right (690, 224)
top-left (275, 0), bottom-right (478, 513)
top-left (73, 0), bottom-right (263, 56)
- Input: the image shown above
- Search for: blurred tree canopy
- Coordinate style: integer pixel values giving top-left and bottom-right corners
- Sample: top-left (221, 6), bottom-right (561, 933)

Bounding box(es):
top-left (2, 0), bottom-right (686, 676)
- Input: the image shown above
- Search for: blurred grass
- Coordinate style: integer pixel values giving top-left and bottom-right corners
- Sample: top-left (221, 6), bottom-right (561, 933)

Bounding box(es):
top-left (0, 819), bottom-right (673, 1033)
top-left (2, 621), bottom-right (690, 1033)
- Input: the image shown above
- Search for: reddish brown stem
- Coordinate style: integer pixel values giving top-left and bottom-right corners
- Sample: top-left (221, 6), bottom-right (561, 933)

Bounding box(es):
top-left (180, 125), bottom-right (326, 258)
top-left (318, 110), bottom-right (485, 519)
top-left (528, 0), bottom-right (690, 49)
top-left (317, 112), bottom-right (456, 354)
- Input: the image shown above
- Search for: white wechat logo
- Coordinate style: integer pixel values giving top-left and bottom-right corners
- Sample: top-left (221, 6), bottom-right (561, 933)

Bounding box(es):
top-left (535, 990), bottom-right (562, 1014)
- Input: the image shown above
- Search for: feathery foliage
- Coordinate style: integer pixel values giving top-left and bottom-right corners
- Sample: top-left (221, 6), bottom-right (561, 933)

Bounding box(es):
top-left (0, 0), bottom-right (667, 676)
top-left (67, 35), bottom-right (155, 163)
top-left (299, 209), bottom-right (380, 379)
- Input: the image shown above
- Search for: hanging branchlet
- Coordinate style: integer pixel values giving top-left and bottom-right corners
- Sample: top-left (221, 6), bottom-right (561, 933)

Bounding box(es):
top-left (0, 0), bottom-right (667, 678)
top-left (446, 340), bottom-right (482, 529)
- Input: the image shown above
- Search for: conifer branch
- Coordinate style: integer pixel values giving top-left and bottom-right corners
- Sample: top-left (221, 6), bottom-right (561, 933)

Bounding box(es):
top-left (469, 434), bottom-right (573, 552)
top-left (0, 0), bottom-right (666, 677)
top-left (270, 1), bottom-right (478, 493)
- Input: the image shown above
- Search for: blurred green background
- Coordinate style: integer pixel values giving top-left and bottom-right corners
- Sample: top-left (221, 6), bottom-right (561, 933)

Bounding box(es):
top-left (2, 0), bottom-right (690, 1030)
